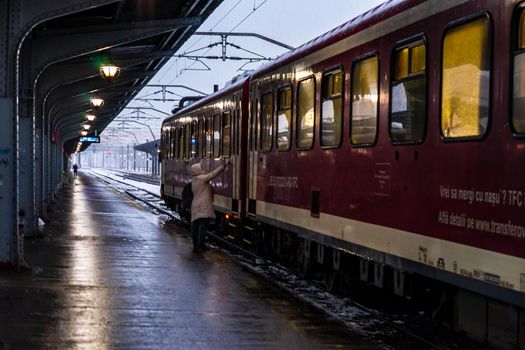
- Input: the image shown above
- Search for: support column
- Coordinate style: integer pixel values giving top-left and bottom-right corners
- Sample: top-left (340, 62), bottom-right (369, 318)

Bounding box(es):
top-left (19, 44), bottom-right (36, 237)
top-left (0, 98), bottom-right (16, 266)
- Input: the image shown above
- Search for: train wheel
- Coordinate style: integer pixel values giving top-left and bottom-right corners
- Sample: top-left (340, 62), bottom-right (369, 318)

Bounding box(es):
top-left (298, 256), bottom-right (311, 278)
top-left (296, 240), bottom-right (311, 278)
top-left (323, 268), bottom-right (341, 293)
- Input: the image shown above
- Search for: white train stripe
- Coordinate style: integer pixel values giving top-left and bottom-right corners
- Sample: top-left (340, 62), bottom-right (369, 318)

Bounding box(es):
top-left (256, 200), bottom-right (525, 293)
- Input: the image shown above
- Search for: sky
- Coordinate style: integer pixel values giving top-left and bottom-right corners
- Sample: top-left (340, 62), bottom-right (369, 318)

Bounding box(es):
top-left (103, 0), bottom-right (386, 145)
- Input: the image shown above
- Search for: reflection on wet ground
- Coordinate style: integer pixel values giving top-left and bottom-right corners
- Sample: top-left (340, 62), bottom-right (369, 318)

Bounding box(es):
top-left (0, 174), bottom-right (378, 349)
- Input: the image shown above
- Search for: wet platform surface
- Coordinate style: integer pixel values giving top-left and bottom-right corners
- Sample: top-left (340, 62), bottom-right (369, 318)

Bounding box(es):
top-left (0, 173), bottom-right (377, 349)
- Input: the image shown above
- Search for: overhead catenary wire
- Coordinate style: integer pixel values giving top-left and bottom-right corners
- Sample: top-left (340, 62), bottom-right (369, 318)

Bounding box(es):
top-left (158, 0), bottom-right (243, 83)
top-left (166, 0), bottom-right (270, 84)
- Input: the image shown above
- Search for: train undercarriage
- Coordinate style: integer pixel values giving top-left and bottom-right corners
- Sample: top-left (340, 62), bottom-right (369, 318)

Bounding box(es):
top-left (161, 193), bottom-right (523, 349)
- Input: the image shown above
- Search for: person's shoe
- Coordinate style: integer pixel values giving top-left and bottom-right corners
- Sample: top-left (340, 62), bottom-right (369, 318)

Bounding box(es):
top-left (199, 245), bottom-right (209, 251)
top-left (193, 246), bottom-right (202, 253)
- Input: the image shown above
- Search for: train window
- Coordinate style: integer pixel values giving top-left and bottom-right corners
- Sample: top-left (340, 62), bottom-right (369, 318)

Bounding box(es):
top-left (166, 129), bottom-right (170, 159)
top-left (250, 99), bottom-right (259, 151)
top-left (277, 86), bottom-right (292, 150)
top-left (390, 39), bottom-right (427, 143)
top-left (213, 114), bottom-right (221, 157)
top-left (205, 118), bottom-right (212, 157)
top-left (179, 127), bottom-right (185, 159)
top-left (513, 7), bottom-right (525, 134)
top-left (250, 100), bottom-right (254, 151)
top-left (297, 77), bottom-right (315, 149)
top-left (191, 122), bottom-right (197, 158)
top-left (321, 69), bottom-right (343, 147)
top-left (441, 16), bottom-right (491, 139)
top-left (222, 111), bottom-right (231, 156)
top-left (260, 92), bottom-right (273, 151)
top-left (235, 108), bottom-right (240, 155)
top-left (351, 55), bottom-right (379, 145)
top-left (184, 124), bottom-right (190, 159)
top-left (198, 119), bottom-right (205, 157)
top-left (174, 127), bottom-right (178, 159)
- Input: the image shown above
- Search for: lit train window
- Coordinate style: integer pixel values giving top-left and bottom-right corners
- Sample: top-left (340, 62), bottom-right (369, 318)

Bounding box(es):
top-left (222, 111), bottom-right (231, 156)
top-left (260, 92), bottom-right (273, 151)
top-left (297, 77), bottom-right (315, 149)
top-left (235, 108), bottom-right (240, 155)
top-left (441, 15), bottom-right (491, 139)
top-left (351, 55), bottom-right (379, 145)
top-left (179, 127), bottom-right (185, 159)
top-left (171, 128), bottom-right (176, 159)
top-left (277, 86), bottom-right (292, 150)
top-left (205, 118), bottom-right (212, 157)
top-left (213, 114), bottom-right (221, 157)
top-left (250, 99), bottom-right (258, 151)
top-left (321, 69), bottom-right (343, 147)
top-left (184, 124), bottom-right (190, 159)
top-left (513, 7), bottom-right (525, 134)
top-left (390, 39), bottom-right (426, 143)
top-left (191, 122), bottom-right (197, 159)
top-left (167, 129), bottom-right (171, 159)
top-left (197, 119), bottom-right (204, 158)
top-left (173, 128), bottom-right (180, 159)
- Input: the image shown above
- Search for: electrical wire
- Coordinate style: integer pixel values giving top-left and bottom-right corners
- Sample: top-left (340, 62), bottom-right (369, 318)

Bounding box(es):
top-left (159, 0), bottom-right (243, 84)
top-left (167, 0), bottom-right (269, 84)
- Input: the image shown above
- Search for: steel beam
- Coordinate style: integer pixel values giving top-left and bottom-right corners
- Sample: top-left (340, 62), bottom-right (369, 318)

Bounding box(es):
top-left (0, 0), bottom-right (123, 267)
top-left (31, 17), bottom-right (201, 77)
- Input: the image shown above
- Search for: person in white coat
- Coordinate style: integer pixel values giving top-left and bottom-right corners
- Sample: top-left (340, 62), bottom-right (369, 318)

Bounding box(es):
top-left (190, 158), bottom-right (228, 252)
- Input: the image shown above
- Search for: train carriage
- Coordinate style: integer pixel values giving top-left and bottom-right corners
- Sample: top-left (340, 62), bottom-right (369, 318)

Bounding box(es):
top-left (161, 0), bottom-right (525, 347)
top-left (161, 78), bottom-right (250, 219)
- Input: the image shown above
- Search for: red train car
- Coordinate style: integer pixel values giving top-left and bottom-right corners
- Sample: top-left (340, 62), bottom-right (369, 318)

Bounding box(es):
top-left (161, 1), bottom-right (525, 347)
top-left (160, 78), bottom-right (249, 219)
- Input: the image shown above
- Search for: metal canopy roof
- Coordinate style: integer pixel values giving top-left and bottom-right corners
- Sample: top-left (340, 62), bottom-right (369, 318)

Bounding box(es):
top-left (28, 0), bottom-right (222, 155)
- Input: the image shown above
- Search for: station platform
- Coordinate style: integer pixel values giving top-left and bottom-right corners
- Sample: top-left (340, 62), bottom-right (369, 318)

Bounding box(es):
top-left (0, 172), bottom-right (372, 349)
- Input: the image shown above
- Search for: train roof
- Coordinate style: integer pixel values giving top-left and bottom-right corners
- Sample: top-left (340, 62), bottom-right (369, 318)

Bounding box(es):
top-left (162, 0), bottom-right (424, 126)
top-left (250, 0), bottom-right (423, 80)
top-left (162, 78), bottom-right (248, 125)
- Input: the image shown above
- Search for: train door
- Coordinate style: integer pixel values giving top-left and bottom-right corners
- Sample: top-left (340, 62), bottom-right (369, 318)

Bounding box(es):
top-left (248, 96), bottom-right (258, 215)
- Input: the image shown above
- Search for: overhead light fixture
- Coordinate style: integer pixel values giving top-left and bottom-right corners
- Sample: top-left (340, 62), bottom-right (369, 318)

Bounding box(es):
top-left (86, 113), bottom-right (96, 122)
top-left (80, 131), bottom-right (88, 136)
top-left (83, 124), bottom-right (91, 130)
top-left (99, 64), bottom-right (120, 81)
top-left (90, 96), bottom-right (104, 108)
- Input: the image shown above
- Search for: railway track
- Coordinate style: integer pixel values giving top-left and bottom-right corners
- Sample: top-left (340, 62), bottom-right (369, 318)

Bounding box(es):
top-left (102, 169), bottom-right (160, 185)
top-left (90, 169), bottom-right (475, 350)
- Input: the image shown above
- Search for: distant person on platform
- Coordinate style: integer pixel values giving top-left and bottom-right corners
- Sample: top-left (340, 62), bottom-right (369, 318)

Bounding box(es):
top-left (190, 158), bottom-right (229, 252)
top-left (73, 164), bottom-right (78, 178)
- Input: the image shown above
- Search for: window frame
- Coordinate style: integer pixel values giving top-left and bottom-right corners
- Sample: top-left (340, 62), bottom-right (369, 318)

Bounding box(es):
top-left (350, 52), bottom-right (380, 148)
top-left (222, 110), bottom-right (232, 157)
top-left (186, 123), bottom-right (190, 159)
top-left (276, 84), bottom-right (293, 152)
top-left (295, 75), bottom-right (317, 151)
top-left (511, 3), bottom-right (525, 138)
top-left (320, 65), bottom-right (344, 149)
top-left (389, 34), bottom-right (428, 145)
top-left (259, 90), bottom-right (274, 152)
top-left (213, 113), bottom-right (221, 158)
top-left (439, 12), bottom-right (493, 143)
top-left (175, 127), bottom-right (181, 160)
top-left (171, 127), bottom-right (177, 159)
top-left (205, 117), bottom-right (213, 158)
top-left (190, 119), bottom-right (195, 159)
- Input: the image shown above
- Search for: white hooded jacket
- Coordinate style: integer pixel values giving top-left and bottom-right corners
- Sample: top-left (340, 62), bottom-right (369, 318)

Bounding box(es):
top-left (190, 162), bottom-right (226, 222)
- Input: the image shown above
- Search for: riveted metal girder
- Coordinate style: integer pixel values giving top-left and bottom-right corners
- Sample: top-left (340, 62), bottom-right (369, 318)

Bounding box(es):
top-left (45, 72), bottom-right (151, 123)
top-left (35, 57), bottom-right (149, 127)
top-left (31, 17), bottom-right (201, 78)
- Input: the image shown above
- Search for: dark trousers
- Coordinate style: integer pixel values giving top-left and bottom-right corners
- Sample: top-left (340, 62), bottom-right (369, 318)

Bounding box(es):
top-left (191, 218), bottom-right (209, 248)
